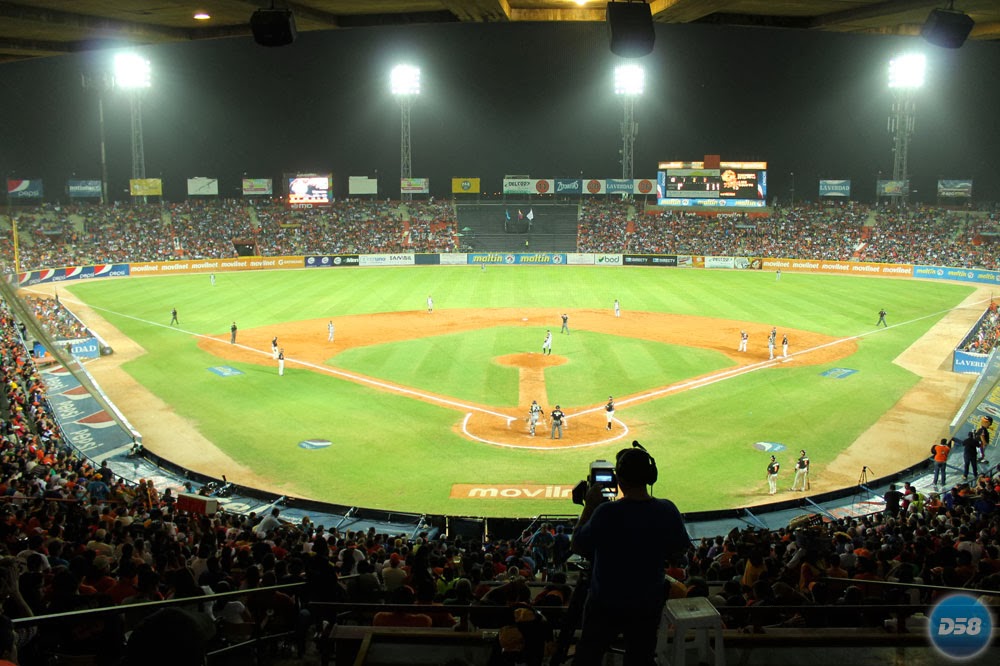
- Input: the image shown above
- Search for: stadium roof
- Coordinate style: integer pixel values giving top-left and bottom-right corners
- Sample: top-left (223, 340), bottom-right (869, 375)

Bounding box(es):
top-left (1, 1), bottom-right (998, 64)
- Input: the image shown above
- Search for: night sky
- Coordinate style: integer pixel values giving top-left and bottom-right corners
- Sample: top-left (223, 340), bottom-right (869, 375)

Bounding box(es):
top-left (1, 21), bottom-right (999, 202)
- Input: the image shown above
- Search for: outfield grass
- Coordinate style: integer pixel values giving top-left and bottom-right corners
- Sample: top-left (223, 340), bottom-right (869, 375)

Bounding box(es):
top-left (64, 266), bottom-right (975, 516)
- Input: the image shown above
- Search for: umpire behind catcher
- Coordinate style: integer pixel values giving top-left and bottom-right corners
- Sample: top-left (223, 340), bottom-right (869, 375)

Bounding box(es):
top-left (570, 442), bottom-right (689, 665)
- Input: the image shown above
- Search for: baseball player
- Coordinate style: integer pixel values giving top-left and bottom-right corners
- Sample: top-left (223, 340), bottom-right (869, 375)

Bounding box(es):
top-left (613, 299), bottom-right (621, 318)
top-left (427, 295), bottom-right (434, 313)
top-left (767, 330), bottom-right (775, 360)
top-left (791, 450), bottom-right (810, 491)
top-left (542, 330), bottom-right (553, 355)
top-left (170, 308), bottom-right (178, 326)
top-left (766, 455), bottom-right (780, 495)
top-left (271, 336), bottom-right (279, 359)
top-left (528, 400), bottom-right (542, 436)
top-left (877, 308), bottom-right (887, 327)
top-left (605, 396), bottom-right (615, 431)
top-left (561, 314), bottom-right (570, 335)
top-left (328, 320), bottom-right (335, 342)
top-left (210, 273), bottom-right (216, 286)
top-left (738, 330), bottom-right (748, 352)
top-left (230, 322), bottom-right (238, 344)
top-left (278, 348), bottom-right (285, 376)
top-left (782, 334), bottom-right (788, 358)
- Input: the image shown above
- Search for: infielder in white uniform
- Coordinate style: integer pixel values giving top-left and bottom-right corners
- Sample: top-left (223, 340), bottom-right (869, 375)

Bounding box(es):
top-left (328, 320), bottom-right (335, 342)
top-left (738, 330), bottom-right (748, 352)
top-left (278, 348), bottom-right (285, 376)
top-left (782, 334), bottom-right (788, 358)
top-left (605, 396), bottom-right (615, 431)
top-left (614, 299), bottom-right (621, 318)
top-left (542, 330), bottom-right (552, 355)
top-left (427, 295), bottom-right (434, 313)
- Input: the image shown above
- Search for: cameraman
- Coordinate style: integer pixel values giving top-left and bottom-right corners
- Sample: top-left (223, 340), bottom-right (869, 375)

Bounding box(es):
top-left (569, 446), bottom-right (689, 665)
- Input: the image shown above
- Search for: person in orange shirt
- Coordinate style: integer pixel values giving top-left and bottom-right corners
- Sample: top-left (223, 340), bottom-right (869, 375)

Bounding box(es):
top-left (931, 437), bottom-right (952, 488)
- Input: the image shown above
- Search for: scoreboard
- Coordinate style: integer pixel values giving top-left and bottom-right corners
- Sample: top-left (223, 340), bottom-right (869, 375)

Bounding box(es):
top-left (657, 160), bottom-right (767, 208)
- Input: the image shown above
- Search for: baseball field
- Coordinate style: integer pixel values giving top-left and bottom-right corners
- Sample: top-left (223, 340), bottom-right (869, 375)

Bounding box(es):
top-left (54, 265), bottom-right (983, 517)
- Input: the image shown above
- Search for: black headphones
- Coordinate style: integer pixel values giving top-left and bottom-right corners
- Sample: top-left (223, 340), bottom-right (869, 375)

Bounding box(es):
top-left (616, 440), bottom-right (658, 486)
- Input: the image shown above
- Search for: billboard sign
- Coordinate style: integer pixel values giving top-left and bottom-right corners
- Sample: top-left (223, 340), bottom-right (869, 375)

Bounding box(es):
top-left (129, 178), bottom-right (162, 196)
top-left (242, 178), bottom-right (273, 195)
top-left (67, 180), bottom-right (102, 198)
top-left (349, 176), bottom-right (378, 195)
top-left (819, 179), bottom-right (851, 197)
top-left (938, 180), bottom-right (972, 198)
top-left (554, 179), bottom-right (581, 194)
top-left (187, 177), bottom-right (218, 196)
top-left (288, 174), bottom-right (331, 208)
top-left (877, 179), bottom-right (908, 196)
top-left (400, 178), bottom-right (429, 194)
top-left (7, 179), bottom-right (43, 199)
top-left (451, 177), bottom-right (480, 194)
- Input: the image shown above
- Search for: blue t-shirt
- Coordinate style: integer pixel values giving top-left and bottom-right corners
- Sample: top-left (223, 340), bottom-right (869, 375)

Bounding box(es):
top-left (574, 497), bottom-right (688, 611)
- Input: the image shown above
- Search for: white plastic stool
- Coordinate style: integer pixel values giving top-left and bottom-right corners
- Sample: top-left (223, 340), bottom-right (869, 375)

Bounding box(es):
top-left (662, 597), bottom-right (725, 666)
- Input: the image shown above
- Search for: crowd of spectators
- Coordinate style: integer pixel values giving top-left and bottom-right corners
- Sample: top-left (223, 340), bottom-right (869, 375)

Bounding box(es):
top-left (0, 199), bottom-right (459, 273)
top-left (4, 200), bottom-right (1000, 274)
top-left (958, 300), bottom-right (1000, 354)
top-left (20, 296), bottom-right (89, 341)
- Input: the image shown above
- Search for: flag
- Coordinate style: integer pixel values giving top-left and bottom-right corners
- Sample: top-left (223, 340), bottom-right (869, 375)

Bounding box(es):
top-left (526, 208), bottom-right (534, 221)
top-left (518, 209), bottom-right (524, 220)
top-left (505, 209), bottom-right (511, 221)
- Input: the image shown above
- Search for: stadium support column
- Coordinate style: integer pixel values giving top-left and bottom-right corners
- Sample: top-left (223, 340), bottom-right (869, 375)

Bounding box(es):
top-left (129, 91), bottom-right (146, 182)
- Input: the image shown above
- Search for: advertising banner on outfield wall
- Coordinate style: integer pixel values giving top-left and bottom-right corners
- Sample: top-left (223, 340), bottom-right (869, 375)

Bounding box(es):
top-left (467, 253), bottom-right (566, 265)
top-left (914, 266), bottom-right (1000, 284)
top-left (304, 255), bottom-right (358, 268)
top-left (415, 254), bottom-right (442, 265)
top-left (584, 179), bottom-right (606, 194)
top-left (242, 178), bottom-right (273, 195)
top-left (594, 254), bottom-right (622, 266)
top-left (439, 253), bottom-right (467, 266)
top-left (130, 257), bottom-right (304, 275)
top-left (623, 255), bottom-right (677, 267)
top-left (17, 264), bottom-right (130, 286)
top-left (451, 178), bottom-right (481, 194)
top-left (565, 254), bottom-right (595, 265)
top-left (554, 179), bottom-right (582, 195)
top-left (705, 256), bottom-right (736, 269)
top-left (676, 255), bottom-right (704, 268)
top-left (763, 258), bottom-right (913, 277)
top-left (360, 254), bottom-right (414, 267)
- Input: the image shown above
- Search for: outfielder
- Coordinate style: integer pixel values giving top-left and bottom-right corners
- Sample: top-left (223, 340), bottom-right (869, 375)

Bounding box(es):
top-left (170, 308), bottom-right (179, 326)
top-left (528, 400), bottom-right (542, 436)
top-left (542, 330), bottom-right (553, 355)
top-left (877, 308), bottom-right (887, 327)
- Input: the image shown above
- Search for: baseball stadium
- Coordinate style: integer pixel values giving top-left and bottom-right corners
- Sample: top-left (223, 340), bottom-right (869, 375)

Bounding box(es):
top-left (3, 3), bottom-right (1000, 664)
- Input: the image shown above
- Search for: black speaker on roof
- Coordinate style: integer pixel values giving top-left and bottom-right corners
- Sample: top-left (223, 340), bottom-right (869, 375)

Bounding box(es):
top-left (921, 8), bottom-right (974, 49)
top-left (250, 8), bottom-right (297, 47)
top-left (606, 1), bottom-right (655, 58)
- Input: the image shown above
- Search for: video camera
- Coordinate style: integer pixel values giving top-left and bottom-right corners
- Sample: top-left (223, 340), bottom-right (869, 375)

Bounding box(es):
top-left (571, 459), bottom-right (618, 505)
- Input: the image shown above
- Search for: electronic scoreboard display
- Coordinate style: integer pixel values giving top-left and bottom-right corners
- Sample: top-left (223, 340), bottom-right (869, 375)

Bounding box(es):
top-left (288, 174), bottom-right (331, 209)
top-left (657, 161), bottom-right (767, 208)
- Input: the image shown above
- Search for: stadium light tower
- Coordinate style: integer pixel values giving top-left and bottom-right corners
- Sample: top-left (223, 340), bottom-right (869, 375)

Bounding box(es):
top-left (614, 63), bottom-right (644, 184)
top-left (114, 53), bottom-right (152, 186)
top-left (391, 64), bottom-right (420, 200)
top-left (887, 53), bottom-right (925, 204)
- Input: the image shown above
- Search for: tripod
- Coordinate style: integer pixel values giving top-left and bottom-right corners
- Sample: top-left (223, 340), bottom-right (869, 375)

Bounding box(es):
top-left (852, 465), bottom-right (876, 507)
